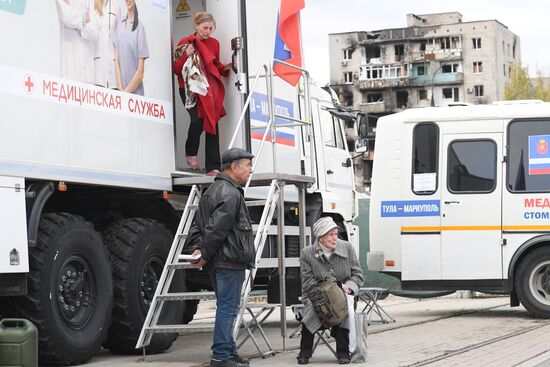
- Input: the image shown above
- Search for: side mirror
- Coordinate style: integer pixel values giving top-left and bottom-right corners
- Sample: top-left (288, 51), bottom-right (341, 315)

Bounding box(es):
top-left (358, 114), bottom-right (369, 138)
top-left (355, 138), bottom-right (368, 153)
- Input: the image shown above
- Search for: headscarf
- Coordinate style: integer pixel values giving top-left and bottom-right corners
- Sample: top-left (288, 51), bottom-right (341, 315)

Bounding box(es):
top-left (312, 217), bottom-right (338, 239)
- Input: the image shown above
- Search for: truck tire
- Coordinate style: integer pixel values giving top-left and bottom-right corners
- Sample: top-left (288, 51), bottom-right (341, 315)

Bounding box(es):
top-left (182, 297), bottom-right (199, 324)
top-left (515, 247), bottom-right (550, 318)
top-left (102, 218), bottom-right (184, 354)
top-left (14, 213), bottom-right (113, 365)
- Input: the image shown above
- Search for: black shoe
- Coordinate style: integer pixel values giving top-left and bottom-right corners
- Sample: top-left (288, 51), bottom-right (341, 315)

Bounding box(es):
top-left (337, 356), bottom-right (351, 364)
top-left (232, 354), bottom-right (249, 365)
top-left (210, 358), bottom-right (248, 367)
top-left (297, 356), bottom-right (309, 364)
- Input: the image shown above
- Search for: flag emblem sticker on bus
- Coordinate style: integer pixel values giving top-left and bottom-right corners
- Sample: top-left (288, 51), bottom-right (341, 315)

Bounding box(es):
top-left (529, 135), bottom-right (550, 175)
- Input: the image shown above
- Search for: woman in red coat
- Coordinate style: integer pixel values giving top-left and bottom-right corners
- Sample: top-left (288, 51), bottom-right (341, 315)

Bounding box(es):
top-left (173, 12), bottom-right (232, 175)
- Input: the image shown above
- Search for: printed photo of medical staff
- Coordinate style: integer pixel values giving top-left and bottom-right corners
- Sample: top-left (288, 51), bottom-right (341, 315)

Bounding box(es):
top-left (55, 0), bottom-right (150, 96)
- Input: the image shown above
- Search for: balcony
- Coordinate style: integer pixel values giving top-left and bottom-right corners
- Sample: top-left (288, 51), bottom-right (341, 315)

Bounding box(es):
top-left (359, 78), bottom-right (409, 89)
top-left (359, 101), bottom-right (386, 114)
top-left (424, 49), bottom-right (462, 61)
top-left (410, 72), bottom-right (463, 86)
top-left (433, 71), bottom-right (463, 84)
top-left (359, 64), bottom-right (409, 89)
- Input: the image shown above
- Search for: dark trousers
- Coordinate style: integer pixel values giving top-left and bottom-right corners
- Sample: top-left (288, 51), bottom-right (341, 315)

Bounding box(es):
top-left (299, 323), bottom-right (350, 358)
top-left (179, 88), bottom-right (221, 172)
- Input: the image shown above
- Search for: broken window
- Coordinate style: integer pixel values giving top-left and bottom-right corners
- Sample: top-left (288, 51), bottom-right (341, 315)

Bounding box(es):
top-left (451, 36), bottom-right (460, 49)
top-left (394, 44), bottom-right (404, 62)
top-left (343, 49), bottom-right (352, 60)
top-left (366, 93), bottom-right (383, 103)
top-left (438, 37), bottom-right (451, 50)
top-left (503, 64), bottom-right (506, 76)
top-left (344, 72), bottom-right (353, 84)
top-left (472, 38), bottom-right (481, 49)
top-left (418, 90), bottom-right (427, 100)
top-left (473, 61), bottom-right (483, 74)
top-left (442, 63), bottom-right (459, 73)
top-left (396, 91), bottom-right (408, 108)
top-left (474, 85), bottom-right (484, 97)
top-left (365, 46), bottom-right (381, 63)
top-left (420, 41), bottom-right (427, 52)
top-left (442, 87), bottom-right (459, 102)
top-left (417, 65), bottom-right (426, 76)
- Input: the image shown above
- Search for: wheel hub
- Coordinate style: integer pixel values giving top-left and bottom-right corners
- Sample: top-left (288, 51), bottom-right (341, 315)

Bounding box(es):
top-left (56, 255), bottom-right (95, 328)
top-left (541, 271), bottom-right (550, 294)
top-left (140, 256), bottom-right (163, 307)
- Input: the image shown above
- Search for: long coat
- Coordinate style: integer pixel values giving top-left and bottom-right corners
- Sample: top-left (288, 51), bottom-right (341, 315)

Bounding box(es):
top-left (300, 239), bottom-right (364, 333)
top-left (173, 35), bottom-right (228, 134)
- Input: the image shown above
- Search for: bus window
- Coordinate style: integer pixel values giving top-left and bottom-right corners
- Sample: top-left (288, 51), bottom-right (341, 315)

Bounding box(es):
top-left (412, 123), bottom-right (439, 194)
top-left (447, 139), bottom-right (496, 193)
top-left (508, 119), bottom-right (550, 192)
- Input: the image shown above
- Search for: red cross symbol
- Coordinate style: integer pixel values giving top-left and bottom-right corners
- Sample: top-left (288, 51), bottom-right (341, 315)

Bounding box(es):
top-left (24, 74), bottom-right (34, 94)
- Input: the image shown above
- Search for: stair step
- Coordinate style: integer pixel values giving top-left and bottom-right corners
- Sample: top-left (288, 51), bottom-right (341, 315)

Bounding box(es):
top-left (251, 224), bottom-right (312, 237)
top-left (158, 291), bottom-right (216, 301)
top-left (167, 263), bottom-right (202, 270)
top-left (245, 200), bottom-right (267, 207)
top-left (146, 324), bottom-right (214, 334)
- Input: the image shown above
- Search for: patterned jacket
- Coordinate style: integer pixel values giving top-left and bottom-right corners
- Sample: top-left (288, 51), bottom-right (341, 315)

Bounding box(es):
top-left (300, 239), bottom-right (364, 333)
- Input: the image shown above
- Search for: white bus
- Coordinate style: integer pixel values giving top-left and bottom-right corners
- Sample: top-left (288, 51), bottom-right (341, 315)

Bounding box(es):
top-left (368, 102), bottom-right (550, 317)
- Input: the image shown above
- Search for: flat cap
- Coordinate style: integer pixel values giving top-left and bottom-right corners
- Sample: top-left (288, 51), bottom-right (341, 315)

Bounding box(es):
top-left (221, 147), bottom-right (254, 163)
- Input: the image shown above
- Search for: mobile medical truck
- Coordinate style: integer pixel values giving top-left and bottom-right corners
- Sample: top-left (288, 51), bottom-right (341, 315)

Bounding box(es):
top-left (0, 0), bottom-right (365, 364)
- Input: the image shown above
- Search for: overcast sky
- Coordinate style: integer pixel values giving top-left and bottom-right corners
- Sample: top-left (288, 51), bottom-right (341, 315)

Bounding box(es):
top-left (301, 0), bottom-right (550, 85)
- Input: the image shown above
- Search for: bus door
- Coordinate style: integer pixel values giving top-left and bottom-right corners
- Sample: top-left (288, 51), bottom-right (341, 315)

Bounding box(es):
top-left (440, 133), bottom-right (503, 280)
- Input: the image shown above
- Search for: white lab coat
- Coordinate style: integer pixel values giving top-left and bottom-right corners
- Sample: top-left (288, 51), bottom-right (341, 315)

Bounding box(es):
top-left (56, 0), bottom-right (96, 84)
top-left (90, 0), bottom-right (121, 88)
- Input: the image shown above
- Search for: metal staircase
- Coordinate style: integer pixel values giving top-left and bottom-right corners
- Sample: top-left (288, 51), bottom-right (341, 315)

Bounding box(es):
top-left (135, 179), bottom-right (281, 350)
top-left (136, 60), bottom-right (316, 355)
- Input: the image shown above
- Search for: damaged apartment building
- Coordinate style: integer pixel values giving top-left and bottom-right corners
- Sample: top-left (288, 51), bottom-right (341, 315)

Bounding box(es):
top-left (329, 12), bottom-right (520, 189)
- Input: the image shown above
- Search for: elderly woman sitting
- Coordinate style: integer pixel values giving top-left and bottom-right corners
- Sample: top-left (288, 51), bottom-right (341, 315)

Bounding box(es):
top-left (297, 217), bottom-right (364, 365)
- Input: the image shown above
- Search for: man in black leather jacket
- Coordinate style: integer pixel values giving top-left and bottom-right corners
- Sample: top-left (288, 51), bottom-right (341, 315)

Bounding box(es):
top-left (187, 147), bottom-right (255, 367)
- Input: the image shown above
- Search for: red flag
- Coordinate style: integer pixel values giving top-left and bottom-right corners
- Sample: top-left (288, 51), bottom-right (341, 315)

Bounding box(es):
top-left (273, 0), bottom-right (305, 86)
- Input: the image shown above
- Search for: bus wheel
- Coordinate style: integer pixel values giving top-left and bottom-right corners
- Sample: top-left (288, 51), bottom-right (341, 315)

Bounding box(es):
top-left (102, 218), bottom-right (183, 354)
top-left (515, 247), bottom-right (550, 318)
top-left (15, 213), bottom-right (113, 365)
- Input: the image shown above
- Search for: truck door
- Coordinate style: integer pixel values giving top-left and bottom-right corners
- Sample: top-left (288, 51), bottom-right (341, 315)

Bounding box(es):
top-left (318, 107), bottom-right (355, 215)
top-left (440, 133), bottom-right (503, 280)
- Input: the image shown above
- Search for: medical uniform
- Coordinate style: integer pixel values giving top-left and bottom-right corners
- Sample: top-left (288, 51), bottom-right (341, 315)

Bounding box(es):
top-left (91, 0), bottom-right (121, 88)
top-left (56, 0), bottom-right (95, 83)
top-left (113, 16), bottom-right (149, 96)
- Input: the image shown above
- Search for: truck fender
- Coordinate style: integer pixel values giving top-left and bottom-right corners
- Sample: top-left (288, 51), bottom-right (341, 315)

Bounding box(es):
top-left (25, 182), bottom-right (55, 247)
top-left (508, 234), bottom-right (550, 286)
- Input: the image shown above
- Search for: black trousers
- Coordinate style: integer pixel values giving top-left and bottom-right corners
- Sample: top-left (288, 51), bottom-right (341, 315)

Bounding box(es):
top-left (299, 323), bottom-right (350, 358)
top-left (179, 88), bottom-right (221, 172)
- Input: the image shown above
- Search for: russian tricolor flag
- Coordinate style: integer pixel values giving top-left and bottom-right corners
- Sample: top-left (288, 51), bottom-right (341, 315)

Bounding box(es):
top-left (529, 135), bottom-right (550, 175)
top-left (273, 0), bottom-right (304, 86)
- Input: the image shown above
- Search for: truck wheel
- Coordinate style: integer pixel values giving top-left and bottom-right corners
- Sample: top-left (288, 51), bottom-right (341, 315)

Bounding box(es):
top-left (515, 247), bottom-right (550, 318)
top-left (15, 213), bottom-right (113, 365)
top-left (102, 218), bottom-right (183, 354)
top-left (182, 298), bottom-right (199, 324)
